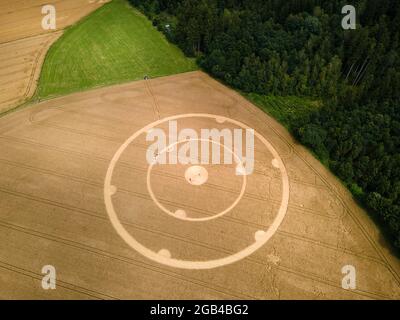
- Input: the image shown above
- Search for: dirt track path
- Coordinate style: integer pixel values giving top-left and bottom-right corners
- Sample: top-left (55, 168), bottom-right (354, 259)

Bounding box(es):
top-left (0, 71), bottom-right (399, 299)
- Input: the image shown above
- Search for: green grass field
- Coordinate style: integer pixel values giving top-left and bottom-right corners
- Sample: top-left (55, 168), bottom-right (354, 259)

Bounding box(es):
top-left (245, 94), bottom-right (321, 130)
top-left (36, 0), bottom-right (197, 99)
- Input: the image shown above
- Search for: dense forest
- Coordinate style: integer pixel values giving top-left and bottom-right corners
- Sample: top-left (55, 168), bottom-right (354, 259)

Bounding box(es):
top-left (129, 0), bottom-right (400, 249)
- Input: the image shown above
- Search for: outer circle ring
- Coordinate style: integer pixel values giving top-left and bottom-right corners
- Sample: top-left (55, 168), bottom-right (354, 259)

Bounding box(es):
top-left (104, 113), bottom-right (290, 269)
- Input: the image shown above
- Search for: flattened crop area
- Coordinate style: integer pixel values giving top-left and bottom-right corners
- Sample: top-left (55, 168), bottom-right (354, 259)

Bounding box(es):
top-left (0, 71), bottom-right (399, 299)
top-left (0, 0), bottom-right (107, 113)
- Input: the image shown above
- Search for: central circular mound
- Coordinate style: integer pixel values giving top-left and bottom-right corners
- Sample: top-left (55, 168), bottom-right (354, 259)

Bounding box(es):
top-left (185, 165), bottom-right (208, 186)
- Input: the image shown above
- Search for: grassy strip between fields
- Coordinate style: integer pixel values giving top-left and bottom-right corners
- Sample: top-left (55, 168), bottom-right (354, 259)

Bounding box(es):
top-left (35, 0), bottom-right (197, 100)
top-left (245, 93), bottom-right (321, 130)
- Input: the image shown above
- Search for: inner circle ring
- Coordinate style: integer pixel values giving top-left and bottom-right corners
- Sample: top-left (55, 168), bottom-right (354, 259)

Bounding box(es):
top-left (104, 113), bottom-right (290, 269)
top-left (146, 138), bottom-right (247, 222)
